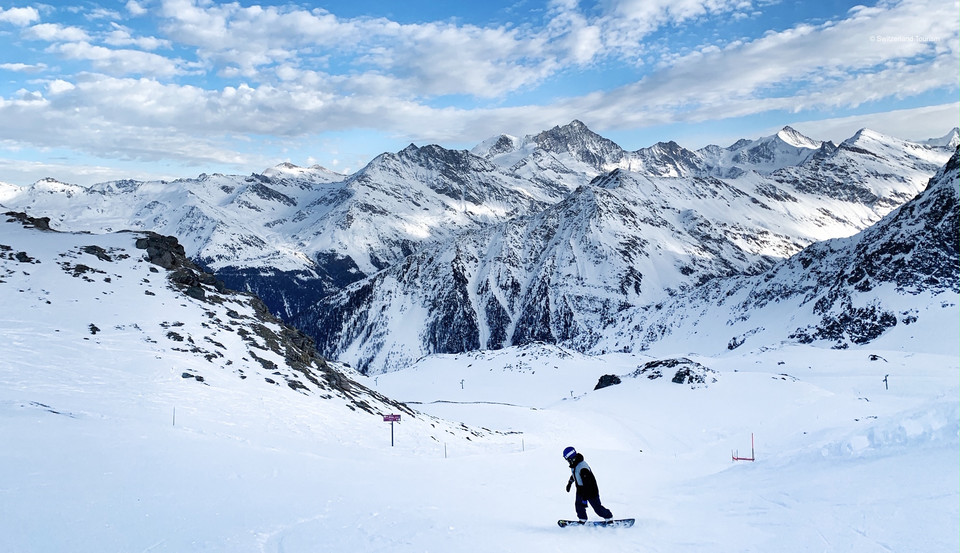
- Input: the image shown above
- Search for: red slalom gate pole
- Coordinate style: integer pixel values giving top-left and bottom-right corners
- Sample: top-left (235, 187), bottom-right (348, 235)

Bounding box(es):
top-left (732, 433), bottom-right (756, 462)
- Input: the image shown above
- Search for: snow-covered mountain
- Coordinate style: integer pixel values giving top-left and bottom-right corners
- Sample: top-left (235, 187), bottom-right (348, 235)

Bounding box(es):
top-left (696, 126), bottom-right (823, 178)
top-left (292, 143), bottom-right (568, 276)
top-left (1, 122), bottom-right (954, 375)
top-left (770, 128), bottom-right (951, 211)
top-left (299, 137), bottom-right (956, 374)
top-left (918, 127), bottom-right (959, 149)
top-left (475, 121), bottom-right (826, 179)
top-left (593, 147), bottom-right (959, 355)
top-left (0, 144), bottom-right (570, 319)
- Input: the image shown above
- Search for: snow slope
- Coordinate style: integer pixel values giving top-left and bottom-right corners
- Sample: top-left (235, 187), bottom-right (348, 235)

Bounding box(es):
top-left (3, 304), bottom-right (956, 552)
top-left (0, 213), bottom-right (522, 551)
top-left (0, 214), bottom-right (956, 552)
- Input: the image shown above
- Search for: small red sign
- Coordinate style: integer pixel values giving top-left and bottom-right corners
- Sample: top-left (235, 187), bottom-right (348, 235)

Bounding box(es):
top-left (383, 414), bottom-right (401, 422)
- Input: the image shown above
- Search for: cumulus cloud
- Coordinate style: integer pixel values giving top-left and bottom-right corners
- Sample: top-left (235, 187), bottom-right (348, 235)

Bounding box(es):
top-left (156, 0), bottom-right (357, 76)
top-left (22, 23), bottom-right (92, 43)
top-left (152, 0), bottom-right (556, 97)
top-left (104, 24), bottom-right (172, 50)
top-left (49, 42), bottom-right (184, 77)
top-left (0, 6), bottom-right (40, 26)
top-left (47, 79), bottom-right (76, 94)
top-left (126, 1), bottom-right (149, 17)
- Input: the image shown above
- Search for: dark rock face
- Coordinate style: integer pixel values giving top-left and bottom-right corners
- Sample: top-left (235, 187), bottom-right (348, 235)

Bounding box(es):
top-left (594, 374), bottom-right (622, 390)
top-left (4, 211), bottom-right (53, 231)
top-left (14, 251), bottom-right (36, 263)
top-left (299, 278), bottom-right (375, 371)
top-left (784, 148), bottom-right (959, 346)
top-left (615, 148), bottom-right (959, 354)
top-left (200, 250), bottom-right (367, 321)
top-left (81, 245), bottom-right (113, 262)
top-left (133, 232), bottom-right (227, 301)
top-left (628, 358), bottom-right (718, 387)
top-left (424, 255), bottom-right (482, 355)
top-left (135, 233), bottom-right (187, 270)
top-left (532, 120), bottom-right (625, 170)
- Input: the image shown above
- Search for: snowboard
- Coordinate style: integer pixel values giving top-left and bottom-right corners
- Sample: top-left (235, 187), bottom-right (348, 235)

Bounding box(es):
top-left (558, 518), bottom-right (634, 528)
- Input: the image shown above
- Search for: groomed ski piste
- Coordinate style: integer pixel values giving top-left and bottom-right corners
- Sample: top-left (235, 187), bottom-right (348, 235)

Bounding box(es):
top-left (1, 217), bottom-right (957, 552)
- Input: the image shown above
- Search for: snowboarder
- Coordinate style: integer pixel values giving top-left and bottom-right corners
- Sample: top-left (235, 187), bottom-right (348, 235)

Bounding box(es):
top-left (563, 446), bottom-right (614, 522)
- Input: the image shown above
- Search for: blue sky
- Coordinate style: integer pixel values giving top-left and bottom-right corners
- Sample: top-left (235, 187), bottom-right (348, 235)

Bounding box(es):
top-left (0, 0), bottom-right (956, 185)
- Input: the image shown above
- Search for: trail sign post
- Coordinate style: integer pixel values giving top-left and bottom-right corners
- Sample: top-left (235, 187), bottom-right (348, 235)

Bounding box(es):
top-left (383, 414), bottom-right (401, 446)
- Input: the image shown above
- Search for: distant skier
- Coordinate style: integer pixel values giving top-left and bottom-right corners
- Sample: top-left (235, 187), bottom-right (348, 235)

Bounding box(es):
top-left (563, 446), bottom-right (614, 522)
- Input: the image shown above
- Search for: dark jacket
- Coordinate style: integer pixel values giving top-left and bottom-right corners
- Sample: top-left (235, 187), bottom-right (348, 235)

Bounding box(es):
top-left (567, 453), bottom-right (600, 498)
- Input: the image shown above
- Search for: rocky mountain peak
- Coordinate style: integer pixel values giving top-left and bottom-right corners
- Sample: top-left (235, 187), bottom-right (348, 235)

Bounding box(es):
top-left (775, 126), bottom-right (821, 149)
top-left (530, 120), bottom-right (624, 170)
top-left (843, 127), bottom-right (884, 147)
top-left (260, 162), bottom-right (343, 183)
top-left (471, 134), bottom-right (520, 159)
top-left (920, 127), bottom-right (959, 149)
top-left (535, 120), bottom-right (604, 144)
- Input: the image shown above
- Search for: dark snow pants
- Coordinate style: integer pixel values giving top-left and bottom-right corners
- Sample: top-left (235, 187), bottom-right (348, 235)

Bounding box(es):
top-left (575, 493), bottom-right (613, 520)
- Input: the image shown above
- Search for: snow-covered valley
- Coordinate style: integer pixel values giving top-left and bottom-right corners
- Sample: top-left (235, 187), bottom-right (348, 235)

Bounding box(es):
top-left (0, 210), bottom-right (957, 552)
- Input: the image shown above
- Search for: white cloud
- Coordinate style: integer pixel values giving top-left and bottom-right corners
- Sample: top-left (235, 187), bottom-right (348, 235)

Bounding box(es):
top-left (377, 21), bottom-right (556, 98)
top-left (49, 42), bottom-right (183, 77)
top-left (0, 77), bottom-right (261, 170)
top-left (152, 0), bottom-right (567, 97)
top-left (104, 25), bottom-right (172, 50)
top-left (47, 79), bottom-right (75, 94)
top-left (83, 7), bottom-right (123, 21)
top-left (562, 0), bottom-right (755, 57)
top-left (0, 155), bottom-right (176, 187)
top-left (156, 0), bottom-right (356, 75)
top-left (0, 62), bottom-right (48, 73)
top-left (544, 2), bottom-right (605, 65)
top-left (0, 6), bottom-right (40, 26)
top-left (561, 0), bottom-right (959, 130)
top-left (126, 1), bottom-right (149, 17)
top-left (23, 23), bottom-right (92, 43)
